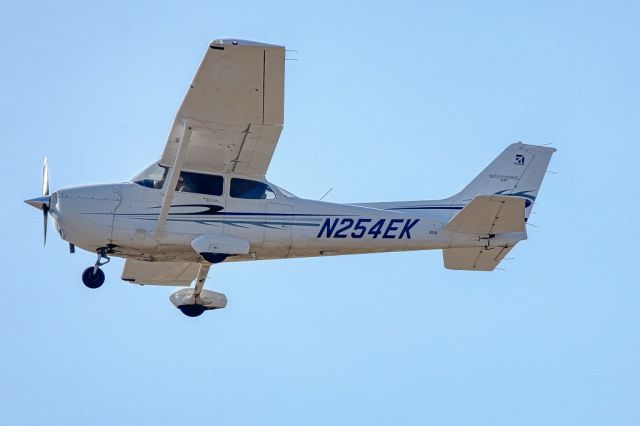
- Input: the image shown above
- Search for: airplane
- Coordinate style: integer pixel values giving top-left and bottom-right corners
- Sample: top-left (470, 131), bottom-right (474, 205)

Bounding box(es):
top-left (25, 39), bottom-right (556, 317)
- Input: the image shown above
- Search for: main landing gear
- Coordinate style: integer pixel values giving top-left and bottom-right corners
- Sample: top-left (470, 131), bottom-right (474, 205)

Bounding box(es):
top-left (170, 262), bottom-right (228, 317)
top-left (82, 248), bottom-right (110, 289)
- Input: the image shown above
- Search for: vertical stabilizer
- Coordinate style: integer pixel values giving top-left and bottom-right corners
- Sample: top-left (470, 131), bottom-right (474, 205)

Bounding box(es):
top-left (447, 143), bottom-right (556, 219)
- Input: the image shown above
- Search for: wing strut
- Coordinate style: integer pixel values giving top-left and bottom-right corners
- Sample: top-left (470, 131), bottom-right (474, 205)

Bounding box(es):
top-left (193, 263), bottom-right (210, 298)
top-left (153, 121), bottom-right (193, 241)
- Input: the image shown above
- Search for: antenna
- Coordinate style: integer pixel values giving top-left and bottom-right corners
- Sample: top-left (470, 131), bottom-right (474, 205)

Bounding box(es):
top-left (285, 49), bottom-right (299, 61)
top-left (319, 188), bottom-right (333, 201)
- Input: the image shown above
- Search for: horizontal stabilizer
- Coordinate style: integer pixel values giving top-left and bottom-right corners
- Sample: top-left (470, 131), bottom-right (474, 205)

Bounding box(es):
top-left (443, 246), bottom-right (514, 271)
top-left (446, 195), bottom-right (525, 235)
top-left (121, 260), bottom-right (200, 286)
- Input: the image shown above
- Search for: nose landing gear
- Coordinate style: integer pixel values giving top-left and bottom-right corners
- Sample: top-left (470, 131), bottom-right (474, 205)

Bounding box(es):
top-left (82, 267), bottom-right (105, 289)
top-left (82, 248), bottom-right (110, 289)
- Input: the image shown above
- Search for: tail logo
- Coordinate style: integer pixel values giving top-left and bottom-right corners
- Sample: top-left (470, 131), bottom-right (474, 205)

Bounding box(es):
top-left (514, 154), bottom-right (525, 165)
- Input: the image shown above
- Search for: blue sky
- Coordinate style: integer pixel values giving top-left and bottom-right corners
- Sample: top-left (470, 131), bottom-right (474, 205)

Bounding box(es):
top-left (2, 1), bottom-right (639, 424)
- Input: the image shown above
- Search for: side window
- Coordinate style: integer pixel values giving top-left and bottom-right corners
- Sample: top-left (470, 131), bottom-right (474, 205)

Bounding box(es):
top-left (176, 172), bottom-right (223, 196)
top-left (230, 178), bottom-right (276, 200)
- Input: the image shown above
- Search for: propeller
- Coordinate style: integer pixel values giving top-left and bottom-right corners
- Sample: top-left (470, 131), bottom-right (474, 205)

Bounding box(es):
top-left (24, 157), bottom-right (51, 245)
top-left (42, 157), bottom-right (49, 245)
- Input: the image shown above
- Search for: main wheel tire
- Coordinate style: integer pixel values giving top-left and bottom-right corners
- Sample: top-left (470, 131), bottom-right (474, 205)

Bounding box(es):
top-left (82, 267), bottom-right (105, 289)
top-left (178, 304), bottom-right (206, 317)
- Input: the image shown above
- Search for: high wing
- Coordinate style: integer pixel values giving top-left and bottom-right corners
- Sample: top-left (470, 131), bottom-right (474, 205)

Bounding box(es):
top-left (159, 39), bottom-right (285, 177)
top-left (121, 259), bottom-right (200, 286)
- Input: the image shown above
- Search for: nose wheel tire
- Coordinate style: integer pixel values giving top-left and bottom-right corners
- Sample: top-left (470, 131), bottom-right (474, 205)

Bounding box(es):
top-left (82, 267), bottom-right (105, 289)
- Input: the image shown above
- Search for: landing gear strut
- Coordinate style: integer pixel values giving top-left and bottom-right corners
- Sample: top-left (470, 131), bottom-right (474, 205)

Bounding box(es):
top-left (82, 248), bottom-right (110, 289)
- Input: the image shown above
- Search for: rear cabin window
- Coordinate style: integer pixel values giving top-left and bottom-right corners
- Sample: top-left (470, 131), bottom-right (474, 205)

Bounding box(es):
top-left (176, 172), bottom-right (223, 196)
top-left (230, 178), bottom-right (275, 200)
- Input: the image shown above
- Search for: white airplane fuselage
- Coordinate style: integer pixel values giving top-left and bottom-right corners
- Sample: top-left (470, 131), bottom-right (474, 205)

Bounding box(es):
top-left (49, 176), bottom-right (525, 264)
top-left (30, 140), bottom-right (554, 316)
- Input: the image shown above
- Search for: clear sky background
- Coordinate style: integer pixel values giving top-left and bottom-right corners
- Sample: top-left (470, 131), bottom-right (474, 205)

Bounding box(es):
top-left (1, 1), bottom-right (639, 424)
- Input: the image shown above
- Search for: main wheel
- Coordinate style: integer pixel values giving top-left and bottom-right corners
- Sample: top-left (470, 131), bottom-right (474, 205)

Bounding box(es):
top-left (82, 267), bottom-right (105, 289)
top-left (178, 304), bottom-right (206, 317)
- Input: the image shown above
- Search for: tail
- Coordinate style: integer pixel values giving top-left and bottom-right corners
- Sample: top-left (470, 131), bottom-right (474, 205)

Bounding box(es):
top-left (446, 142), bottom-right (556, 219)
top-left (441, 142), bottom-right (556, 271)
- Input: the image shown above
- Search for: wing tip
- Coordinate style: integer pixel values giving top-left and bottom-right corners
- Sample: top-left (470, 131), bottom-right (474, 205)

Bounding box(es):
top-left (211, 38), bottom-right (284, 49)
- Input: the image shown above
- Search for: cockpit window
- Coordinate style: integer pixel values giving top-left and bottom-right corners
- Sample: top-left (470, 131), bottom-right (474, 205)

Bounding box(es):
top-left (132, 163), bottom-right (168, 189)
top-left (230, 178), bottom-right (276, 200)
top-left (176, 172), bottom-right (223, 196)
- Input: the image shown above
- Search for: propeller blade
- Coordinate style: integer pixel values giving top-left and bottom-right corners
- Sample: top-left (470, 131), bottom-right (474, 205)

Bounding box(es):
top-left (42, 157), bottom-right (49, 196)
top-left (43, 204), bottom-right (48, 245)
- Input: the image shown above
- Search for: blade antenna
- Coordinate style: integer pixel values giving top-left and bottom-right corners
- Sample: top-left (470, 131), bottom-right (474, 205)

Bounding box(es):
top-left (319, 188), bottom-right (333, 201)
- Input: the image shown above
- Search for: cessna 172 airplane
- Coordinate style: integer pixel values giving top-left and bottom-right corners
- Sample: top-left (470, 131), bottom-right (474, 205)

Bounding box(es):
top-left (25, 39), bottom-right (556, 317)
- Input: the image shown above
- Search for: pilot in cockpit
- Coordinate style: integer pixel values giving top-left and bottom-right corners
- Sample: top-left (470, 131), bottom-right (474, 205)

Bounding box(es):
top-left (175, 175), bottom-right (193, 192)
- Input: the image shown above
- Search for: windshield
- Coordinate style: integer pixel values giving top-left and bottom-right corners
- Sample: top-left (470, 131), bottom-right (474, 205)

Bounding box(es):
top-left (275, 185), bottom-right (297, 198)
top-left (131, 162), bottom-right (168, 189)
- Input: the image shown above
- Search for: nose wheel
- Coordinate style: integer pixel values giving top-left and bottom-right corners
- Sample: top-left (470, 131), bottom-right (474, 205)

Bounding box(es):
top-left (82, 267), bottom-right (105, 288)
top-left (82, 248), bottom-right (110, 289)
